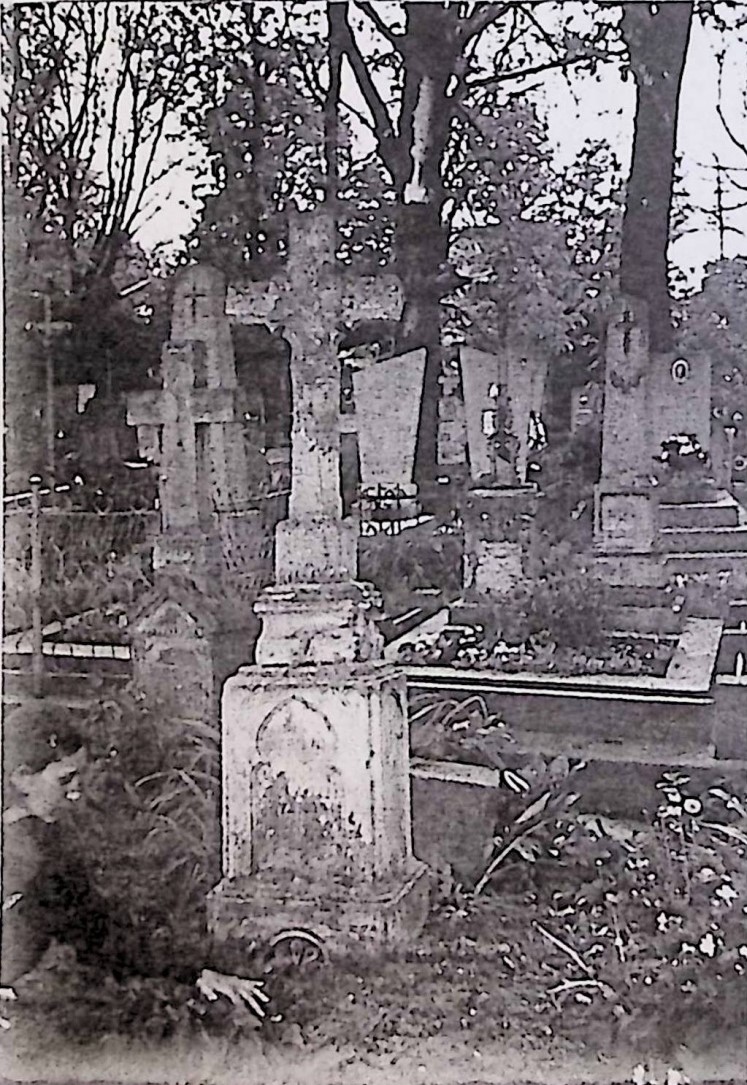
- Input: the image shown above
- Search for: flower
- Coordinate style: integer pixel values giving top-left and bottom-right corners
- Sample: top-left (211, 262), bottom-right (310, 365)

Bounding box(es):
top-left (698, 932), bottom-right (717, 957)
top-left (714, 883), bottom-right (738, 906)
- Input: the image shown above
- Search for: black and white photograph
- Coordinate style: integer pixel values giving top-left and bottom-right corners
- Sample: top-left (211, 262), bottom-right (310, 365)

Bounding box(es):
top-left (2, 2), bottom-right (747, 1082)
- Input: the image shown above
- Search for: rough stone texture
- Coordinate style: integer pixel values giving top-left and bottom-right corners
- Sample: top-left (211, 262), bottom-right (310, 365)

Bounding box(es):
top-left (462, 485), bottom-right (538, 597)
top-left (595, 297), bottom-right (715, 557)
top-left (649, 350), bottom-right (712, 452)
top-left (210, 210), bottom-right (429, 956)
top-left (127, 269), bottom-right (273, 710)
top-left (130, 577), bottom-right (257, 724)
top-left (354, 348), bottom-right (426, 497)
top-left (209, 663), bottom-right (430, 954)
top-left (254, 582), bottom-right (384, 667)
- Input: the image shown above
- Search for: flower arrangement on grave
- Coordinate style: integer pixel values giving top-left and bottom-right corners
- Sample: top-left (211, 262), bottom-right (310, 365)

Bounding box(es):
top-left (654, 433), bottom-right (714, 500)
top-left (400, 543), bottom-right (675, 677)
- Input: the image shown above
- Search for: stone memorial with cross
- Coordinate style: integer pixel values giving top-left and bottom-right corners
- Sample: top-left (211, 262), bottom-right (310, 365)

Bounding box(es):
top-left (126, 267), bottom-right (272, 723)
top-left (127, 266), bottom-right (259, 585)
top-left (594, 297), bottom-right (659, 560)
top-left (209, 208), bottom-right (430, 955)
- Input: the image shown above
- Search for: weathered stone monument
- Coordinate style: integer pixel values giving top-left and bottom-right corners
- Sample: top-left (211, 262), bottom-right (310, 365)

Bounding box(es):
top-left (126, 267), bottom-right (273, 720)
top-left (458, 332), bottom-right (546, 596)
top-left (209, 209), bottom-right (430, 954)
top-left (354, 348), bottom-right (427, 520)
top-left (594, 298), bottom-right (658, 559)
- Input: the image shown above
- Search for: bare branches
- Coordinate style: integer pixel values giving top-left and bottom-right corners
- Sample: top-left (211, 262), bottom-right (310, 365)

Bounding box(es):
top-left (356, 2), bottom-right (404, 51)
top-left (336, 2), bottom-right (399, 177)
top-left (457, 3), bottom-right (513, 46)
top-left (715, 50), bottom-right (747, 159)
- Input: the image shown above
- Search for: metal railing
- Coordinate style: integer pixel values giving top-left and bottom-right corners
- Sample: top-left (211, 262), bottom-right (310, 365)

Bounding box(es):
top-left (3, 478), bottom-right (290, 696)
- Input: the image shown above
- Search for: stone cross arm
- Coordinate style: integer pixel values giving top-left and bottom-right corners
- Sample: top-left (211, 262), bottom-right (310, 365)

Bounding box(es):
top-left (226, 211), bottom-right (404, 328)
top-left (228, 273), bottom-right (404, 328)
top-left (127, 387), bottom-right (239, 428)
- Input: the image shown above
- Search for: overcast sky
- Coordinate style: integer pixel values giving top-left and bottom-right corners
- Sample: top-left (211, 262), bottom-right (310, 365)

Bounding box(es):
top-left (137, 2), bottom-right (747, 287)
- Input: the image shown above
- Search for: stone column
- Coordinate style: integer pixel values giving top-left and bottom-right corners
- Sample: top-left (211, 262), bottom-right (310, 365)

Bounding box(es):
top-left (594, 298), bottom-right (659, 558)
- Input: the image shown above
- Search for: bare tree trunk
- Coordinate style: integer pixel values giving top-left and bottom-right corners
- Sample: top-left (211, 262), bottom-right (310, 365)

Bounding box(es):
top-left (619, 2), bottom-right (693, 352)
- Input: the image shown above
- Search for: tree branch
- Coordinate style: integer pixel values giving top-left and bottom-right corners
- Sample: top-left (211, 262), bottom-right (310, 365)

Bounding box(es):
top-left (457, 3), bottom-right (513, 46)
top-left (356, 2), bottom-right (404, 51)
top-left (463, 49), bottom-right (625, 94)
top-left (337, 3), bottom-right (400, 178)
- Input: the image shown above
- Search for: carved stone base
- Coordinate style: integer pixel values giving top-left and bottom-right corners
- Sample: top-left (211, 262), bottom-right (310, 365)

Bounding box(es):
top-left (275, 516), bottom-right (358, 584)
top-left (208, 862), bottom-right (431, 957)
top-left (254, 581), bottom-right (383, 666)
top-left (209, 661), bottom-right (430, 955)
top-left (594, 482), bottom-right (658, 555)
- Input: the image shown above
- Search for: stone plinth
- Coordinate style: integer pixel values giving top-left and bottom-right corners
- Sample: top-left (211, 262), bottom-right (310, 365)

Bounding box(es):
top-left (463, 485), bottom-right (538, 596)
top-left (131, 576), bottom-right (260, 725)
top-left (254, 581), bottom-right (384, 667)
top-left (593, 484), bottom-right (659, 556)
top-left (208, 662), bottom-right (430, 955)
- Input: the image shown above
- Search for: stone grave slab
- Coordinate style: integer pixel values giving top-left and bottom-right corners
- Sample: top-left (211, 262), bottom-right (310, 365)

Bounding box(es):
top-left (354, 348), bottom-right (426, 516)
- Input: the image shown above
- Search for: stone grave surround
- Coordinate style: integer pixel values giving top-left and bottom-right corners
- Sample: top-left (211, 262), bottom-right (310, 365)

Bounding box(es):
top-left (209, 208), bottom-right (430, 954)
top-left (460, 336), bottom-right (549, 487)
top-left (594, 296), bottom-right (712, 561)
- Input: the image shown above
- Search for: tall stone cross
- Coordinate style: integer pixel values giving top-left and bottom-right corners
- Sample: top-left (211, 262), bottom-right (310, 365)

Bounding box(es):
top-left (229, 208), bottom-right (404, 584)
top-left (127, 266), bottom-right (251, 539)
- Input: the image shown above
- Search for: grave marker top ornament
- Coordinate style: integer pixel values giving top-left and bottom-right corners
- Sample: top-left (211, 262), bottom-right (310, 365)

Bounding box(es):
top-left (230, 207), bottom-right (406, 664)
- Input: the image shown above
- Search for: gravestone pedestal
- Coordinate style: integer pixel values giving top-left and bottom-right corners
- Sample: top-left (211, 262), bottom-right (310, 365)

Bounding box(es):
top-left (463, 485), bottom-right (538, 596)
top-left (209, 662), bottom-right (429, 955)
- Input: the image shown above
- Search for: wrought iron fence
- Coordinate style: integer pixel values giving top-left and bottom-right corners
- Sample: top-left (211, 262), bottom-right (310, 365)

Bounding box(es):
top-left (359, 484), bottom-right (411, 537)
top-left (3, 478), bottom-right (289, 694)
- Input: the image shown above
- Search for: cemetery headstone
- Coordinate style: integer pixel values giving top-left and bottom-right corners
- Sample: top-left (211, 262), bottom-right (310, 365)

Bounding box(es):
top-left (126, 268), bottom-right (273, 721)
top-left (209, 208), bottom-right (430, 955)
top-left (354, 348), bottom-right (427, 519)
top-left (594, 298), bottom-right (659, 558)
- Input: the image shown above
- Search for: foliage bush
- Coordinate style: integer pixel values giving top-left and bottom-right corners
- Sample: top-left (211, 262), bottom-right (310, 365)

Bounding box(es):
top-left (527, 772), bottom-right (747, 1052)
top-left (58, 684), bottom-right (221, 981)
top-left (358, 522), bottom-right (463, 616)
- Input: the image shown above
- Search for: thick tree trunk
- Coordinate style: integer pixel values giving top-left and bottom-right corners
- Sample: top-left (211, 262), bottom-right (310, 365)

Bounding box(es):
top-left (620, 2), bottom-right (693, 352)
top-left (395, 201), bottom-right (451, 490)
top-left (393, 5), bottom-right (460, 493)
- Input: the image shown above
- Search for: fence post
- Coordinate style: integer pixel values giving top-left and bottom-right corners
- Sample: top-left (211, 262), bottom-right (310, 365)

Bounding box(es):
top-left (30, 475), bottom-right (44, 698)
